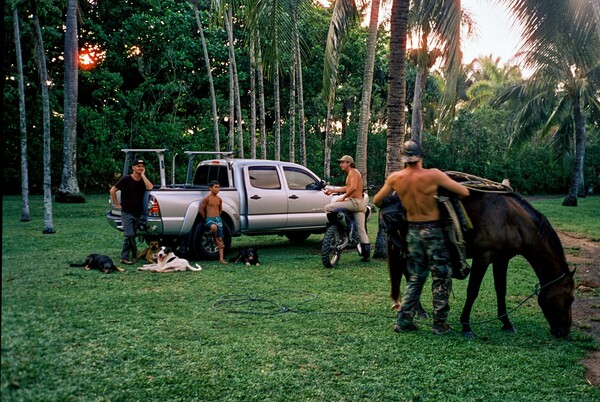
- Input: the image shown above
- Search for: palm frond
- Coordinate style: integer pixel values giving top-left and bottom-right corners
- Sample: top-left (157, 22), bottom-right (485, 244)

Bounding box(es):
top-left (322, 0), bottom-right (358, 101)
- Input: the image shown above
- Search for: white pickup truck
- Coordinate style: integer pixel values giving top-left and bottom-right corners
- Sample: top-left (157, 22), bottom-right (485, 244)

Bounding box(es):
top-left (106, 149), bottom-right (355, 259)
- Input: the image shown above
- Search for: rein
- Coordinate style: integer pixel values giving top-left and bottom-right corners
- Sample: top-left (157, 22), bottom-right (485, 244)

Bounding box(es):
top-left (456, 272), bottom-right (568, 326)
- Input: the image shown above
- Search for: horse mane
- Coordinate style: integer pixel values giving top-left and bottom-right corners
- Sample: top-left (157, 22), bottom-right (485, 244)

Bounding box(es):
top-left (506, 193), bottom-right (570, 272)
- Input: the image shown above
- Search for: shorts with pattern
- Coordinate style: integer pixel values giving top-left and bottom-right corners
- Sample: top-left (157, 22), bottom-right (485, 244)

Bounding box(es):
top-left (206, 216), bottom-right (223, 238)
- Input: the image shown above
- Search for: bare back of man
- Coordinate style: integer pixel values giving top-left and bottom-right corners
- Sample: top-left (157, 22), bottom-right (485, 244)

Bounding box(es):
top-left (383, 166), bottom-right (468, 221)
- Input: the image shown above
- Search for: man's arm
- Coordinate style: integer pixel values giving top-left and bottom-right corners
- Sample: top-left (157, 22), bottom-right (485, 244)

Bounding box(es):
top-left (109, 186), bottom-right (121, 209)
top-left (141, 168), bottom-right (153, 190)
top-left (373, 181), bottom-right (394, 207)
top-left (198, 197), bottom-right (208, 219)
top-left (325, 185), bottom-right (346, 195)
top-left (437, 170), bottom-right (469, 198)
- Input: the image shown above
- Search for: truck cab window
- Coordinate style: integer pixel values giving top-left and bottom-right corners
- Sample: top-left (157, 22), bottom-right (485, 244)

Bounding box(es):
top-left (248, 166), bottom-right (281, 189)
top-left (283, 167), bottom-right (319, 190)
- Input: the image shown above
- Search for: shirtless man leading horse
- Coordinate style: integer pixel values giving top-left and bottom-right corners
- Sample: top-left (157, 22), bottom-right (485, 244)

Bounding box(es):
top-left (374, 140), bottom-right (469, 335)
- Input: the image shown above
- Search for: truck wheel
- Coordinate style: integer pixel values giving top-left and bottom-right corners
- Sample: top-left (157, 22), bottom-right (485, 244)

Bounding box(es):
top-left (321, 225), bottom-right (341, 268)
top-left (285, 231), bottom-right (311, 243)
top-left (191, 221), bottom-right (232, 260)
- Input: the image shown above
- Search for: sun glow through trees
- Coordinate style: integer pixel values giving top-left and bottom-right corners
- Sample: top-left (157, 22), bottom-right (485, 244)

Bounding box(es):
top-left (78, 44), bottom-right (106, 70)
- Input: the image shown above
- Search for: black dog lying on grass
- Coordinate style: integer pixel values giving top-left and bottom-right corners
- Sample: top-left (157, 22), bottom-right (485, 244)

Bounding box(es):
top-left (229, 247), bottom-right (261, 266)
top-left (70, 254), bottom-right (125, 273)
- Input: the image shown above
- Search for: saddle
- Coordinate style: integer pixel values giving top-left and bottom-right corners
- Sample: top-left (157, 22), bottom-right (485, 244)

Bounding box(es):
top-left (437, 171), bottom-right (514, 279)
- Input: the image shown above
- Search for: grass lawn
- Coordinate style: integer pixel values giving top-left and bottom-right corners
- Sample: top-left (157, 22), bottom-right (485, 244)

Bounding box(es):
top-left (2, 194), bottom-right (599, 401)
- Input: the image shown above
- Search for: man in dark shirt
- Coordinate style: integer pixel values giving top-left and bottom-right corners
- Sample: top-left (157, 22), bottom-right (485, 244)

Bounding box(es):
top-left (110, 159), bottom-right (154, 264)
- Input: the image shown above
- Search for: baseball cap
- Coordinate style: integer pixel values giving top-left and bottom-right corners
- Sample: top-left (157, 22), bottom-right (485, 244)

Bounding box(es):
top-left (337, 155), bottom-right (354, 164)
top-left (133, 159), bottom-right (145, 165)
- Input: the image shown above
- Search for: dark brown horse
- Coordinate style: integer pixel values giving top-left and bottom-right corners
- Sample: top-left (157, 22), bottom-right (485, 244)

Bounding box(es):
top-left (385, 178), bottom-right (575, 338)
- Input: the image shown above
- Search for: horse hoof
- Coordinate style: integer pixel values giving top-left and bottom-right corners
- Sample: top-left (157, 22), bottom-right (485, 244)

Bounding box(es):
top-left (462, 331), bottom-right (476, 339)
top-left (502, 325), bottom-right (517, 334)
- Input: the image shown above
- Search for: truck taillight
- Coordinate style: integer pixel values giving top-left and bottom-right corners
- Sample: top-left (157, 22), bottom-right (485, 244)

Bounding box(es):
top-left (148, 196), bottom-right (161, 217)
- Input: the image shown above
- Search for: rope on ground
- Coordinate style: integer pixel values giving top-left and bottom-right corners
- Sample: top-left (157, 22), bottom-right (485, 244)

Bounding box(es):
top-left (211, 288), bottom-right (391, 319)
top-left (211, 284), bottom-right (550, 330)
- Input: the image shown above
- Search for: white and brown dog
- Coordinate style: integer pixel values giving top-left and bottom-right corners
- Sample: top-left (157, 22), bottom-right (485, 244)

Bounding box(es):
top-left (138, 247), bottom-right (202, 273)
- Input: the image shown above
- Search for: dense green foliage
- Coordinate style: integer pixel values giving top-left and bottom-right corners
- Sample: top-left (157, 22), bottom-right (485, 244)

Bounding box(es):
top-left (2, 195), bottom-right (600, 400)
top-left (2, 0), bottom-right (599, 195)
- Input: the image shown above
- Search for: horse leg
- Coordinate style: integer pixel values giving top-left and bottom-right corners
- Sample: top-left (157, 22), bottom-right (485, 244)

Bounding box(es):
top-left (460, 258), bottom-right (490, 338)
top-left (492, 259), bottom-right (516, 333)
top-left (387, 241), bottom-right (403, 310)
top-left (388, 241), bottom-right (428, 317)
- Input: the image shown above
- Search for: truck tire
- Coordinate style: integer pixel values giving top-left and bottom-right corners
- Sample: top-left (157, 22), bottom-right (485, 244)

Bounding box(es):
top-left (321, 225), bottom-right (342, 268)
top-left (284, 231), bottom-right (311, 243)
top-left (191, 221), bottom-right (232, 260)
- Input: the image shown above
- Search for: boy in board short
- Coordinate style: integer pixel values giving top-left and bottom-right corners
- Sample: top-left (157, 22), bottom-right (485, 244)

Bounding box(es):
top-left (199, 180), bottom-right (227, 264)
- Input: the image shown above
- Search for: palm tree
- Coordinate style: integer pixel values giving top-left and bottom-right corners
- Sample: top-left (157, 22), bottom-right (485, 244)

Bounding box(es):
top-left (192, 0), bottom-right (221, 151)
top-left (464, 55), bottom-right (522, 109)
top-left (256, 41), bottom-right (268, 159)
top-left (57, 0), bottom-right (84, 203)
top-left (32, 0), bottom-right (55, 234)
top-left (386, 0), bottom-right (410, 174)
top-left (498, 0), bottom-right (600, 206)
top-left (223, 8), bottom-right (245, 157)
top-left (13, 7), bottom-right (30, 222)
top-left (407, 0), bottom-right (465, 141)
top-left (322, 0), bottom-right (358, 178)
top-left (355, 0), bottom-right (382, 188)
top-left (249, 38), bottom-right (257, 158)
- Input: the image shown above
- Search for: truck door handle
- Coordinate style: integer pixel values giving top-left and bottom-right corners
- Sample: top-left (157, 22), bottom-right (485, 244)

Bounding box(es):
top-left (251, 195), bottom-right (261, 200)
top-left (289, 195), bottom-right (299, 199)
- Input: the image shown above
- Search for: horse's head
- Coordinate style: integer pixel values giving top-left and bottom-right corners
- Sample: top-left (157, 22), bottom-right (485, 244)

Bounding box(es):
top-left (538, 269), bottom-right (575, 338)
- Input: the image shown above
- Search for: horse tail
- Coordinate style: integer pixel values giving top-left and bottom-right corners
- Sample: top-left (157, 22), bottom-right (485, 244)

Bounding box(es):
top-left (387, 240), bottom-right (405, 302)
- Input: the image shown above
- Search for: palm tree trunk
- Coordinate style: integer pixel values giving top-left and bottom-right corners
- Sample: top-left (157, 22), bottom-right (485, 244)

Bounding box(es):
top-left (33, 2), bottom-right (55, 234)
top-left (562, 94), bottom-right (586, 206)
top-left (356, 0), bottom-right (381, 189)
top-left (13, 7), bottom-right (30, 222)
top-left (289, 51), bottom-right (296, 163)
top-left (274, 64), bottom-right (281, 161)
top-left (411, 68), bottom-right (423, 142)
top-left (250, 39), bottom-right (257, 159)
top-left (57, 0), bottom-right (83, 203)
top-left (385, 0), bottom-right (409, 174)
top-left (296, 42), bottom-right (307, 166)
top-left (324, 91), bottom-right (335, 181)
top-left (257, 44), bottom-right (267, 159)
top-left (228, 59), bottom-right (235, 152)
top-left (224, 9), bottom-right (244, 158)
top-left (192, 0), bottom-right (220, 151)
top-left (374, 0), bottom-right (409, 258)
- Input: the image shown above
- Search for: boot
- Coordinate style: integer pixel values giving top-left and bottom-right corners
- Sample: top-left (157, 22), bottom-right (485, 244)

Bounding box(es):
top-left (360, 243), bottom-right (371, 262)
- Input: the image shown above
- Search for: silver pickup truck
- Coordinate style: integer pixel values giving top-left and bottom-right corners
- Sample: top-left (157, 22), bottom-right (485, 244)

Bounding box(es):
top-left (106, 149), bottom-right (359, 259)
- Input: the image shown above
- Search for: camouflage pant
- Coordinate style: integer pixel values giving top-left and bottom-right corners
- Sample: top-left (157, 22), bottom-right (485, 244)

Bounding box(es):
top-left (396, 221), bottom-right (452, 328)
